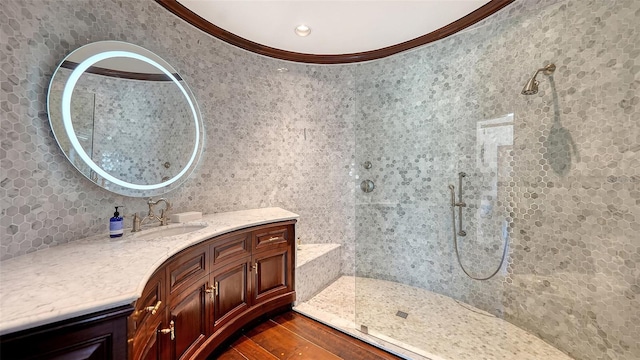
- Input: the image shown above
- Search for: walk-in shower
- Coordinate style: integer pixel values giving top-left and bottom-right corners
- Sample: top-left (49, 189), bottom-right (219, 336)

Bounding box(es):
top-left (295, 1), bottom-right (639, 359)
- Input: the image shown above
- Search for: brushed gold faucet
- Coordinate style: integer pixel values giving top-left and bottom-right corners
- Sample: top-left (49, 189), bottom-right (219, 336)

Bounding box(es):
top-left (138, 198), bottom-right (172, 229)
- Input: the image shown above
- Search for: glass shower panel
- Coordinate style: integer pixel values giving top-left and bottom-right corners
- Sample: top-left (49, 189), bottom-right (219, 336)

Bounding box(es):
top-left (353, 114), bottom-right (514, 359)
top-left (352, 20), bottom-right (515, 359)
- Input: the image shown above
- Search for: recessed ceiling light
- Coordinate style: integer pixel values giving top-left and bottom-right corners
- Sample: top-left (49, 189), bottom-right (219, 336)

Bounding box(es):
top-left (294, 24), bottom-right (311, 37)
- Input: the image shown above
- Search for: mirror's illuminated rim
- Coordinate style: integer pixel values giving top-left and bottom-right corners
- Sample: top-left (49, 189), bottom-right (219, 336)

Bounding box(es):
top-left (61, 50), bottom-right (200, 191)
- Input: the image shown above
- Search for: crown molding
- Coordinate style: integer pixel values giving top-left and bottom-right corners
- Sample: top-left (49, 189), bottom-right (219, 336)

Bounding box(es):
top-left (155, 0), bottom-right (514, 64)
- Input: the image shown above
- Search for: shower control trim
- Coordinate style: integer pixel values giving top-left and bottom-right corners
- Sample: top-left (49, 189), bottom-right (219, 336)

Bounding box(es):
top-left (360, 180), bottom-right (375, 193)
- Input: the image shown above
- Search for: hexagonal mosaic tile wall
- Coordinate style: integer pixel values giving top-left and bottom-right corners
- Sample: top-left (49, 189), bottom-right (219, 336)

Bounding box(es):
top-left (1, 1), bottom-right (638, 360)
top-left (352, 1), bottom-right (639, 360)
top-left (1, 0), bottom-right (355, 263)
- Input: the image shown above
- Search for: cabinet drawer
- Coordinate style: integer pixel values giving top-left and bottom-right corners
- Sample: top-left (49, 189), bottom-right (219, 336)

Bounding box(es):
top-left (253, 225), bottom-right (291, 252)
top-left (210, 230), bottom-right (250, 268)
top-left (165, 245), bottom-right (208, 299)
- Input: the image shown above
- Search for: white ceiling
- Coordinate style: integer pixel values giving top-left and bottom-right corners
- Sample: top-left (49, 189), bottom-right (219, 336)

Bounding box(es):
top-left (177, 0), bottom-right (491, 55)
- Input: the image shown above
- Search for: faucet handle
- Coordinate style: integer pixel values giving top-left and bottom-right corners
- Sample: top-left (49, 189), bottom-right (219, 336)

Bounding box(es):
top-left (160, 209), bottom-right (170, 226)
top-left (132, 213), bottom-right (142, 232)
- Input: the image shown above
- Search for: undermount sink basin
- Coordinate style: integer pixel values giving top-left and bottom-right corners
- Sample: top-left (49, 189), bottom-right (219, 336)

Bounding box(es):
top-left (134, 224), bottom-right (207, 240)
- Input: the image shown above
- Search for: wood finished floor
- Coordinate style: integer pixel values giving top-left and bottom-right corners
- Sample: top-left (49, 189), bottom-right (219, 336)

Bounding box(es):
top-left (214, 311), bottom-right (403, 360)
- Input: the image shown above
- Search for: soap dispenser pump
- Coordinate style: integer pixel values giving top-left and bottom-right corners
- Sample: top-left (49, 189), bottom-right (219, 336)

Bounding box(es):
top-left (110, 206), bottom-right (124, 238)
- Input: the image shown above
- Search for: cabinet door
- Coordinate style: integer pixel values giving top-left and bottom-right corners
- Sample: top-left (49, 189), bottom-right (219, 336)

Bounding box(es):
top-left (130, 271), bottom-right (165, 360)
top-left (252, 247), bottom-right (292, 304)
top-left (166, 278), bottom-right (210, 360)
top-left (0, 306), bottom-right (131, 360)
top-left (212, 259), bottom-right (251, 332)
top-left (132, 320), bottom-right (164, 360)
top-left (130, 270), bottom-right (164, 335)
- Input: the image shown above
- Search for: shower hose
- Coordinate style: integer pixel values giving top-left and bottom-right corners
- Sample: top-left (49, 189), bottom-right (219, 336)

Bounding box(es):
top-left (449, 186), bottom-right (509, 281)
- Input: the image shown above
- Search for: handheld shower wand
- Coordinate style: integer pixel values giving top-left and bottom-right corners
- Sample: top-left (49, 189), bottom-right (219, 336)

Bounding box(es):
top-left (448, 172), bottom-right (509, 281)
top-left (449, 172), bottom-right (467, 236)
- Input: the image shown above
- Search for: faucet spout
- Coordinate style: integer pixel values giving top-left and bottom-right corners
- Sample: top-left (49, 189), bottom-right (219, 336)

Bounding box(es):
top-left (140, 198), bottom-right (172, 227)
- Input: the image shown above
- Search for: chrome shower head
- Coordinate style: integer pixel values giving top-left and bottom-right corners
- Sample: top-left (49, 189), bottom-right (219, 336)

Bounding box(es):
top-left (521, 63), bottom-right (556, 95)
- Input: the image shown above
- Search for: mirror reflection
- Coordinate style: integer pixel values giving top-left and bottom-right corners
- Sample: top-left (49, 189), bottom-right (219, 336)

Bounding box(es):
top-left (48, 41), bottom-right (203, 197)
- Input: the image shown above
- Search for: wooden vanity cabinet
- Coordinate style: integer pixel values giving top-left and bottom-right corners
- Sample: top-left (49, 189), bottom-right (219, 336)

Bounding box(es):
top-left (130, 220), bottom-right (296, 360)
top-left (0, 218), bottom-right (295, 360)
top-left (0, 305), bottom-right (133, 360)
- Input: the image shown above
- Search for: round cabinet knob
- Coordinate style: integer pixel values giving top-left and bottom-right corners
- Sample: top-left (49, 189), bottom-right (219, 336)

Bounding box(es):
top-left (360, 180), bottom-right (375, 193)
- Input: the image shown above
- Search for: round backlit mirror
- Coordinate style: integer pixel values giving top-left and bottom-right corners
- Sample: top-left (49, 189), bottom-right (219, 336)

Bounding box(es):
top-left (48, 41), bottom-right (204, 197)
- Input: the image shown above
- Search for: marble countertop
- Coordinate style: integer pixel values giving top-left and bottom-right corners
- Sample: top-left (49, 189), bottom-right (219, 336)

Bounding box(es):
top-left (0, 207), bottom-right (298, 336)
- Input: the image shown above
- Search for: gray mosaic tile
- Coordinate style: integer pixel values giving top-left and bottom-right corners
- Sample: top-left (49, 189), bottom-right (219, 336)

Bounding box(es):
top-left (295, 243), bottom-right (341, 303)
top-left (297, 276), bottom-right (573, 360)
top-left (0, 0), bottom-right (638, 360)
top-left (351, 1), bottom-right (639, 359)
top-left (1, 0), bottom-right (355, 265)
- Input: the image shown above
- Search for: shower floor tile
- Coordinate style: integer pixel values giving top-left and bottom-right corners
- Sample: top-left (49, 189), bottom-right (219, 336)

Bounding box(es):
top-left (294, 276), bottom-right (573, 360)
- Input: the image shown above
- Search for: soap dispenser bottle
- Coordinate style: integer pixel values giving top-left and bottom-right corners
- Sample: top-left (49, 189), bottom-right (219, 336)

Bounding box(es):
top-left (110, 206), bottom-right (124, 238)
